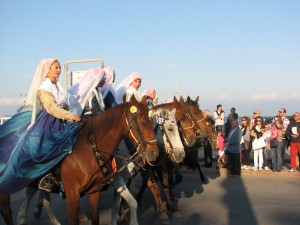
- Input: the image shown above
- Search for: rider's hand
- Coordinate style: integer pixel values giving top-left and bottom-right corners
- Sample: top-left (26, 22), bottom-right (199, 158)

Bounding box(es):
top-left (73, 115), bottom-right (81, 122)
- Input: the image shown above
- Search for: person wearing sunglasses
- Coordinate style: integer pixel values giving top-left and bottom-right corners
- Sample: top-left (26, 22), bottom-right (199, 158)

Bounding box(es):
top-left (286, 112), bottom-right (300, 172)
top-left (250, 116), bottom-right (266, 171)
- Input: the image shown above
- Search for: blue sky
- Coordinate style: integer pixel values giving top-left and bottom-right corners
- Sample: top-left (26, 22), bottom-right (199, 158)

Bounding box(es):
top-left (0, 0), bottom-right (299, 117)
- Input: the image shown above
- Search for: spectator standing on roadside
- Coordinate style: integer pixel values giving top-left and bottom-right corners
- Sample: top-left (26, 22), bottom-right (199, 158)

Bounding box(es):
top-left (241, 116), bottom-right (251, 170)
top-left (250, 109), bottom-right (270, 170)
top-left (251, 116), bottom-right (266, 171)
top-left (225, 114), bottom-right (234, 139)
top-left (277, 108), bottom-right (290, 168)
top-left (215, 129), bottom-right (225, 168)
top-left (270, 115), bottom-right (284, 172)
top-left (214, 104), bottom-right (225, 136)
top-left (286, 112), bottom-right (300, 172)
top-left (224, 120), bottom-right (242, 177)
top-left (231, 107), bottom-right (239, 120)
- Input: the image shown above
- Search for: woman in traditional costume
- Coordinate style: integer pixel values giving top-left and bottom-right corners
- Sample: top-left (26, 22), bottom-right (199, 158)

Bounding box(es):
top-left (0, 58), bottom-right (81, 194)
top-left (115, 72), bottom-right (142, 103)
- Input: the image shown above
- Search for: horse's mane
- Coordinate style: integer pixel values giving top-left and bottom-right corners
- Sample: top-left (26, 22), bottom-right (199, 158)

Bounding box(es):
top-left (152, 102), bottom-right (173, 110)
top-left (82, 103), bottom-right (130, 137)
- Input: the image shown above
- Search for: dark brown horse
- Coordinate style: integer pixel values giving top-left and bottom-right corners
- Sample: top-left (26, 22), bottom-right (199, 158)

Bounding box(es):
top-left (183, 96), bottom-right (217, 183)
top-left (0, 96), bottom-right (159, 225)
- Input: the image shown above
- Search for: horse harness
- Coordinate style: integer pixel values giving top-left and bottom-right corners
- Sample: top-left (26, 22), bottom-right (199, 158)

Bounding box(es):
top-left (86, 108), bottom-right (157, 194)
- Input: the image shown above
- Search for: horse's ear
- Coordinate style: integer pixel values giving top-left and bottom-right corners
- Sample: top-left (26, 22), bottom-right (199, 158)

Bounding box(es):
top-left (179, 96), bottom-right (185, 104)
top-left (141, 95), bottom-right (147, 105)
top-left (173, 96), bottom-right (178, 103)
top-left (195, 96), bottom-right (200, 104)
top-left (130, 95), bottom-right (138, 104)
top-left (187, 96), bottom-right (191, 104)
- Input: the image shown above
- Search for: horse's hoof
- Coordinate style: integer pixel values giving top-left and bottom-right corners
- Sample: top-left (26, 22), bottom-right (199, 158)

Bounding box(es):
top-left (172, 210), bottom-right (183, 218)
top-left (201, 179), bottom-right (209, 184)
top-left (160, 218), bottom-right (171, 225)
top-left (79, 214), bottom-right (89, 222)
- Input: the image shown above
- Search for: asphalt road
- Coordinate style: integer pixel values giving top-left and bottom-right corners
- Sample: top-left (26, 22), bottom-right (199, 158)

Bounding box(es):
top-left (2, 165), bottom-right (300, 225)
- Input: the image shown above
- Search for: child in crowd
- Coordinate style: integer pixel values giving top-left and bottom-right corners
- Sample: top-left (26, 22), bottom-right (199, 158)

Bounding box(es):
top-left (215, 129), bottom-right (226, 168)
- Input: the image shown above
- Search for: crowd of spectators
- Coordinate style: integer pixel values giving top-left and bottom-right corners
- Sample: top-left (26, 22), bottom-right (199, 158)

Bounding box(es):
top-left (205, 105), bottom-right (300, 176)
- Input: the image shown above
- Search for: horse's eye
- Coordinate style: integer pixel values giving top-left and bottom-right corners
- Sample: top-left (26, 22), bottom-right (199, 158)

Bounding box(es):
top-left (169, 117), bottom-right (176, 125)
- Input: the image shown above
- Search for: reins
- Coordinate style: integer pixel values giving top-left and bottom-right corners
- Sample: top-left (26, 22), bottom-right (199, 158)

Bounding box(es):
top-left (125, 110), bottom-right (158, 164)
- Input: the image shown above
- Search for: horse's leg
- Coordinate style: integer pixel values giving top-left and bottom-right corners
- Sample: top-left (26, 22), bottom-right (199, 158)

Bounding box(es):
top-left (196, 161), bottom-right (209, 184)
top-left (87, 192), bottom-right (100, 225)
top-left (158, 161), bottom-right (182, 218)
top-left (64, 190), bottom-right (80, 225)
top-left (137, 168), bottom-right (170, 225)
top-left (135, 176), bottom-right (148, 207)
top-left (40, 192), bottom-right (61, 225)
top-left (17, 186), bottom-right (37, 225)
top-left (117, 178), bottom-right (132, 221)
top-left (117, 186), bottom-right (138, 225)
top-left (110, 174), bottom-right (127, 225)
top-left (192, 148), bottom-right (208, 184)
top-left (33, 191), bottom-right (44, 219)
top-left (109, 189), bottom-right (121, 225)
top-left (79, 207), bottom-right (89, 222)
top-left (0, 193), bottom-right (13, 225)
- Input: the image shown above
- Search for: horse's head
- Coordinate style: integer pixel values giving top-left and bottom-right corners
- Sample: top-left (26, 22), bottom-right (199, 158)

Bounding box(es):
top-left (205, 117), bottom-right (218, 150)
top-left (125, 96), bottom-right (159, 163)
top-left (152, 107), bottom-right (185, 163)
top-left (171, 96), bottom-right (197, 148)
top-left (186, 96), bottom-right (217, 149)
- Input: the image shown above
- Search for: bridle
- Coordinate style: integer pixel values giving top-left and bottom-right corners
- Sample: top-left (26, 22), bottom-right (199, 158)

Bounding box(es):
top-left (186, 102), bottom-right (217, 145)
top-left (125, 108), bottom-right (158, 164)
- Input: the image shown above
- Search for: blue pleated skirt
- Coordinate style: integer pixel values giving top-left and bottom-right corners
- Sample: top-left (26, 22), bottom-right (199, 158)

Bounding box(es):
top-left (0, 110), bottom-right (81, 194)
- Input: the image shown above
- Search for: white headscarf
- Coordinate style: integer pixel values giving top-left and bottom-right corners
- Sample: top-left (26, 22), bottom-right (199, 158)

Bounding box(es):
top-left (141, 88), bottom-right (155, 98)
top-left (25, 58), bottom-right (57, 107)
top-left (68, 68), bottom-right (106, 116)
top-left (25, 58), bottom-right (57, 128)
top-left (115, 72), bottom-right (142, 104)
top-left (101, 67), bottom-right (116, 99)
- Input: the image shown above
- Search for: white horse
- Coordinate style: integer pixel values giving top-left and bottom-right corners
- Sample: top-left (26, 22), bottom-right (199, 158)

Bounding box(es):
top-left (16, 108), bottom-right (185, 225)
top-left (109, 107), bottom-right (185, 225)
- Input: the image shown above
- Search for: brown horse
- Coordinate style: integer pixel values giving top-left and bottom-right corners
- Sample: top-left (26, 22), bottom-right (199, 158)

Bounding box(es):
top-left (183, 96), bottom-right (217, 183)
top-left (0, 96), bottom-right (159, 225)
top-left (186, 96), bottom-right (217, 149)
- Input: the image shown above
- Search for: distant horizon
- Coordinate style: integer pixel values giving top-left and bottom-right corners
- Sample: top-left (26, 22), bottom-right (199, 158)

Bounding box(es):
top-left (0, 101), bottom-right (296, 119)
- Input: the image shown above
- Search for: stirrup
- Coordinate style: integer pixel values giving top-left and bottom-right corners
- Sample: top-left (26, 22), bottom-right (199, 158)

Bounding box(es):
top-left (38, 173), bottom-right (55, 192)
